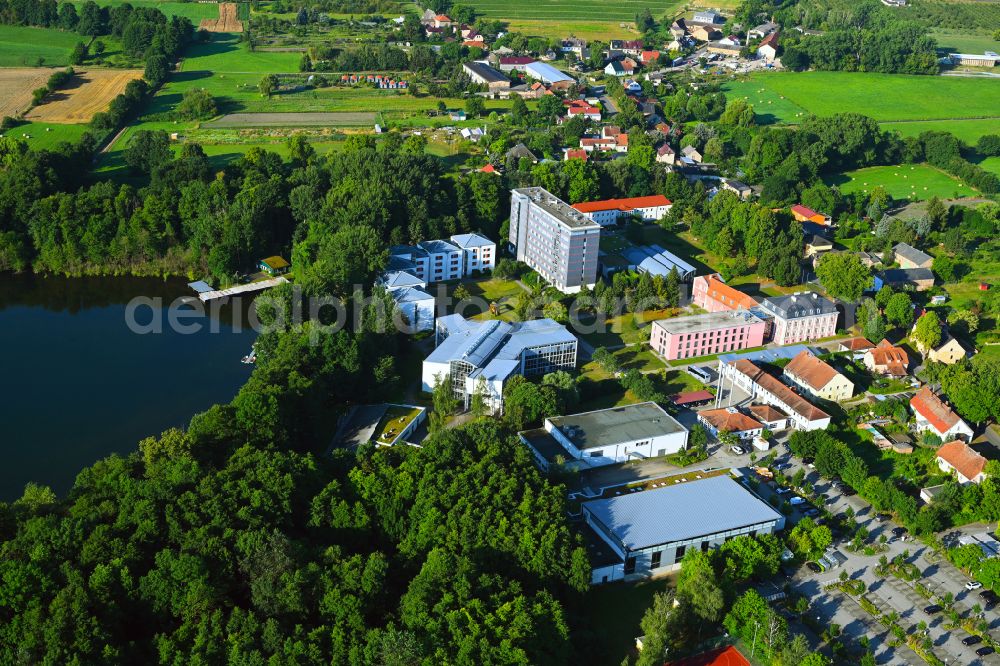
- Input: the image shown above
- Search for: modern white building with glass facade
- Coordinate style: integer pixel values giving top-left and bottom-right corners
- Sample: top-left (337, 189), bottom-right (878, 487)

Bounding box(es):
top-left (509, 187), bottom-right (600, 293)
top-left (421, 314), bottom-right (578, 413)
top-left (583, 474), bottom-right (785, 584)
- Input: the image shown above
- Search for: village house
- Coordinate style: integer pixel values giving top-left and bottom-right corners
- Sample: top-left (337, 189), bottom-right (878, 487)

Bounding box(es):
top-left (721, 179), bottom-right (753, 200)
top-left (640, 50), bottom-right (661, 64)
top-left (604, 59), bottom-right (635, 76)
top-left (910, 386), bottom-right (974, 442)
top-left (838, 337), bottom-right (876, 354)
top-left (698, 408), bottom-right (764, 441)
top-left (564, 99), bottom-right (601, 121)
top-left (783, 350), bottom-right (855, 402)
top-left (681, 145), bottom-right (702, 163)
top-left (690, 25), bottom-right (722, 42)
top-left (936, 440), bottom-right (988, 484)
top-left (656, 143), bottom-right (676, 165)
top-left (505, 143), bottom-right (538, 165)
top-left (564, 148), bottom-right (589, 161)
top-left (791, 204), bottom-right (831, 225)
top-left (560, 37), bottom-right (588, 57)
top-left (609, 39), bottom-right (644, 56)
top-left (893, 242), bottom-right (933, 269)
top-left (757, 32), bottom-right (779, 61)
top-left (863, 339), bottom-right (910, 377)
top-left (877, 267), bottom-right (934, 291)
top-left (927, 336), bottom-right (971, 365)
top-left (804, 234), bottom-right (833, 258)
top-left (693, 10), bottom-right (723, 24)
top-left (749, 21), bottom-right (779, 39)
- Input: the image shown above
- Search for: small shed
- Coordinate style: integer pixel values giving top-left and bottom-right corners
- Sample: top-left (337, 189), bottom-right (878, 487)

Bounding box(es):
top-left (259, 256), bottom-right (290, 276)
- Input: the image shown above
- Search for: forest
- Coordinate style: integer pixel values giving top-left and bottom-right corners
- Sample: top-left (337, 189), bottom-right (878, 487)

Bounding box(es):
top-left (0, 306), bottom-right (592, 664)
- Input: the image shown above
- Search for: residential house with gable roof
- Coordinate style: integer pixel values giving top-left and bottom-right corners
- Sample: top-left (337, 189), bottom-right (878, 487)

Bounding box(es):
top-left (936, 440), bottom-right (987, 484)
top-left (893, 242), bottom-right (933, 269)
top-left (783, 350), bottom-right (854, 401)
top-left (863, 339), bottom-right (910, 377)
top-left (910, 387), bottom-right (974, 441)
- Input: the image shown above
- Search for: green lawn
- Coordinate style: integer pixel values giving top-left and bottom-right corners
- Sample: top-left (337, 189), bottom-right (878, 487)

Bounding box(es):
top-left (724, 71), bottom-right (1000, 123)
top-left (931, 30), bottom-right (1000, 56)
top-left (181, 33), bottom-right (302, 74)
top-left (827, 163), bottom-right (972, 201)
top-left (880, 118), bottom-right (1000, 145)
top-left (584, 577), bottom-right (674, 662)
top-left (0, 24), bottom-right (81, 67)
top-left (977, 156), bottom-right (1000, 178)
top-left (2, 122), bottom-right (91, 150)
top-left (719, 79), bottom-right (810, 125)
top-left (73, 0), bottom-right (224, 22)
top-left (575, 308), bottom-right (682, 349)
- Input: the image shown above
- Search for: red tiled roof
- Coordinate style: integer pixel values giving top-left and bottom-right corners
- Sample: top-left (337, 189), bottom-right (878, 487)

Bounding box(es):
top-left (480, 163), bottom-right (497, 173)
top-left (866, 339), bottom-right (908, 376)
top-left (759, 32), bottom-right (779, 48)
top-left (667, 646), bottom-right (751, 666)
top-left (434, 14), bottom-right (451, 21)
top-left (702, 274), bottom-right (757, 310)
top-left (731, 359), bottom-right (830, 423)
top-left (572, 195), bottom-right (671, 214)
top-left (910, 387), bottom-right (961, 434)
top-left (748, 404), bottom-right (789, 422)
top-left (565, 149), bottom-right (588, 160)
top-left (699, 408), bottom-right (763, 433)
top-left (937, 440), bottom-right (987, 481)
top-left (791, 204), bottom-right (819, 219)
top-left (784, 350), bottom-right (840, 391)
top-left (500, 56), bottom-right (534, 64)
top-left (840, 337), bottom-right (875, 352)
top-left (641, 50), bottom-right (661, 62)
top-left (672, 390), bottom-right (715, 405)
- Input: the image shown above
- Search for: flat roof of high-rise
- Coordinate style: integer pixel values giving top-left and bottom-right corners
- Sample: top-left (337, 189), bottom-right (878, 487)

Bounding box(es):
top-left (546, 401), bottom-right (685, 451)
top-left (513, 187), bottom-right (600, 230)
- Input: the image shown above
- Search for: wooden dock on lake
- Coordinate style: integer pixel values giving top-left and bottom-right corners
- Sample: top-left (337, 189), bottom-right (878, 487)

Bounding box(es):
top-left (198, 276), bottom-right (289, 302)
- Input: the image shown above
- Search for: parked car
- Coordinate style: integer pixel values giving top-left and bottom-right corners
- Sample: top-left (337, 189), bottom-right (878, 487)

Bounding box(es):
top-left (730, 445), bottom-right (745, 455)
top-left (966, 581), bottom-right (983, 591)
top-left (962, 635), bottom-right (982, 646)
top-left (976, 646), bottom-right (995, 657)
top-left (789, 496), bottom-right (806, 505)
top-left (892, 527), bottom-right (907, 537)
top-left (803, 508), bottom-right (820, 517)
top-left (806, 561), bottom-right (823, 573)
top-left (923, 604), bottom-right (943, 614)
top-left (776, 487), bottom-right (792, 495)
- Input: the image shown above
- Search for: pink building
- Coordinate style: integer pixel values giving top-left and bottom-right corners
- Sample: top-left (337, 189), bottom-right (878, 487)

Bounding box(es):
top-left (691, 274), bottom-right (758, 313)
top-left (757, 292), bottom-right (838, 345)
top-left (650, 311), bottom-right (766, 361)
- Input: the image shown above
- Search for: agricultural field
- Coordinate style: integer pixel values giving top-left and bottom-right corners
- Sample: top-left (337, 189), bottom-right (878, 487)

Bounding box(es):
top-left (0, 68), bottom-right (53, 118)
top-left (880, 118), bottom-right (1000, 145)
top-left (71, 0), bottom-right (223, 22)
top-left (827, 164), bottom-right (972, 201)
top-left (723, 71), bottom-right (1000, 124)
top-left (978, 156), bottom-right (1000, 178)
top-left (204, 112), bottom-right (377, 128)
top-left (473, 0), bottom-right (684, 23)
top-left (931, 30), bottom-right (1000, 56)
top-left (180, 34), bottom-right (301, 74)
top-left (0, 24), bottom-right (81, 67)
top-left (26, 69), bottom-right (144, 123)
top-left (0, 121), bottom-right (90, 150)
top-left (199, 2), bottom-right (243, 33)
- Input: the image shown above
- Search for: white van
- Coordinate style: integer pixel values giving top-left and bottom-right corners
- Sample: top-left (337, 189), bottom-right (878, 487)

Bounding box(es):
top-left (687, 366), bottom-right (711, 383)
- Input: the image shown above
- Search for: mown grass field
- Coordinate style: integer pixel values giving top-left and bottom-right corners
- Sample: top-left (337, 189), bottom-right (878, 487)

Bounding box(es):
top-left (181, 33), bottom-right (301, 74)
top-left (0, 24), bottom-right (81, 67)
top-left (880, 118), bottom-right (1000, 145)
top-left (827, 164), bottom-right (972, 200)
top-left (1, 121), bottom-right (90, 150)
top-left (72, 0), bottom-right (223, 22)
top-left (723, 72), bottom-right (1000, 123)
top-left (473, 0), bottom-right (683, 22)
top-left (978, 156), bottom-right (1000, 177)
top-left (931, 30), bottom-right (1000, 56)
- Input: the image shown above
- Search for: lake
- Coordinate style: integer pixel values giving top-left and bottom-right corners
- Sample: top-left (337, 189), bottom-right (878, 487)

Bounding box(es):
top-left (0, 274), bottom-right (256, 501)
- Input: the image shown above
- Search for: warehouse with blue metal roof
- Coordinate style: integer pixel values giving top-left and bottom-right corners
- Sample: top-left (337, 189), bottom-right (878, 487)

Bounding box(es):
top-left (583, 474), bottom-right (785, 583)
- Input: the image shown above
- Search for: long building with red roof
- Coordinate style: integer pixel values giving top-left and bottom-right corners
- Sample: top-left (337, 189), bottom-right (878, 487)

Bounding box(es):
top-left (720, 358), bottom-right (831, 431)
top-left (571, 195), bottom-right (671, 226)
top-left (691, 273), bottom-right (759, 313)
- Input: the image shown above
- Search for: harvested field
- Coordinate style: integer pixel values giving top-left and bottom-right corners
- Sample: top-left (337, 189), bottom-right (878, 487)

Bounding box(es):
top-left (199, 3), bottom-right (243, 33)
top-left (26, 69), bottom-right (144, 123)
top-left (0, 68), bottom-right (51, 118)
top-left (205, 112), bottom-right (378, 127)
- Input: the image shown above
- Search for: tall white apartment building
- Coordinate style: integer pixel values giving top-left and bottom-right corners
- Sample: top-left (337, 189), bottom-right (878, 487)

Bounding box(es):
top-left (509, 187), bottom-right (600, 293)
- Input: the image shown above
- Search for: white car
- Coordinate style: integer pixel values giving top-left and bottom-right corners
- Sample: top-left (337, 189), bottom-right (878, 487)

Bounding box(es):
top-left (730, 445), bottom-right (745, 455)
top-left (789, 496), bottom-right (806, 506)
top-left (967, 581), bottom-right (984, 591)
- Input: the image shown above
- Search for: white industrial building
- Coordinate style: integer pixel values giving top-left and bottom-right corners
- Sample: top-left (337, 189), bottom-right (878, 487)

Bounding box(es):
top-left (422, 315), bottom-right (578, 413)
top-left (583, 474), bottom-right (785, 584)
top-left (530, 402), bottom-right (688, 468)
top-left (524, 61), bottom-right (575, 85)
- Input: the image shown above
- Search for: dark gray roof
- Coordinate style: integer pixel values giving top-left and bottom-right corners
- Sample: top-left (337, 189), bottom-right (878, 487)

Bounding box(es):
top-left (583, 475), bottom-right (784, 551)
top-left (759, 292), bottom-right (838, 319)
top-left (506, 143), bottom-right (537, 162)
top-left (547, 402), bottom-right (685, 451)
top-left (893, 242), bottom-right (932, 265)
top-left (881, 268), bottom-right (934, 284)
top-left (463, 60), bottom-right (507, 83)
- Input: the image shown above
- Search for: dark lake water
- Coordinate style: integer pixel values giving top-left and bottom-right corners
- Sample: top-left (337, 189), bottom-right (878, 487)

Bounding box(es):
top-left (0, 274), bottom-right (256, 501)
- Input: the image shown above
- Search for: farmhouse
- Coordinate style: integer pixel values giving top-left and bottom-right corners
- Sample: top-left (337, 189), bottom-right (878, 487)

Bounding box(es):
top-left (893, 242), bottom-right (933, 269)
top-left (529, 402), bottom-right (688, 468)
top-left (571, 195), bottom-right (671, 225)
top-left (650, 310), bottom-right (766, 361)
top-left (863, 339), bottom-right (909, 377)
top-left (927, 336), bottom-right (971, 365)
top-left (692, 273), bottom-right (758, 313)
top-left (782, 350), bottom-right (854, 402)
top-left (698, 408), bottom-right (764, 441)
top-left (936, 440), bottom-right (987, 484)
top-left (878, 267), bottom-right (934, 291)
top-left (910, 387), bottom-right (974, 442)
top-left (462, 61), bottom-right (509, 91)
top-left (583, 475), bottom-right (785, 584)
top-left (757, 32), bottom-right (779, 61)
